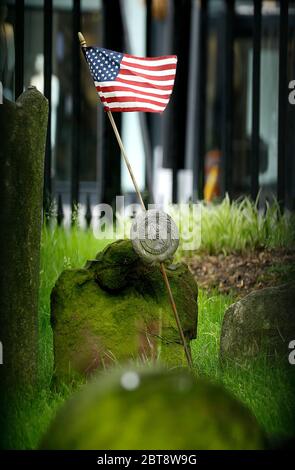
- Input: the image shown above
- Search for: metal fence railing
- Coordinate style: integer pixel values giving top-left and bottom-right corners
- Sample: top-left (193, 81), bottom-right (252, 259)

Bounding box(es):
top-left (196, 0), bottom-right (293, 210)
top-left (8, 0), bottom-right (295, 222)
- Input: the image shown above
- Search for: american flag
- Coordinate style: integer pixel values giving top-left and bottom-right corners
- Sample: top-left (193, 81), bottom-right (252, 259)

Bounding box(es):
top-left (83, 46), bottom-right (177, 113)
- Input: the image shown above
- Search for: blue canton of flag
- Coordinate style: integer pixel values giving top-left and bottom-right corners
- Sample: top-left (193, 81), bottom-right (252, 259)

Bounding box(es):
top-left (85, 47), bottom-right (123, 82)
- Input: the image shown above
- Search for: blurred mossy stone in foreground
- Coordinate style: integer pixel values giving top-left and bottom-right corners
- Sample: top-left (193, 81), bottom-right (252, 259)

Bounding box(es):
top-left (0, 88), bottom-right (48, 393)
top-left (51, 240), bottom-right (198, 382)
top-left (41, 368), bottom-right (264, 450)
top-left (220, 283), bottom-right (295, 365)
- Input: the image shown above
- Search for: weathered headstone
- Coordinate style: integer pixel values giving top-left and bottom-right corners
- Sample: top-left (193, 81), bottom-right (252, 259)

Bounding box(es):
top-left (0, 88), bottom-right (48, 391)
top-left (51, 239), bottom-right (198, 381)
top-left (220, 283), bottom-right (295, 364)
top-left (41, 368), bottom-right (264, 449)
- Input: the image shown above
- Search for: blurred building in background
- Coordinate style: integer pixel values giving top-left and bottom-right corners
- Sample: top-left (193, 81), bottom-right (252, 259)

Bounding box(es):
top-left (0, 0), bottom-right (295, 224)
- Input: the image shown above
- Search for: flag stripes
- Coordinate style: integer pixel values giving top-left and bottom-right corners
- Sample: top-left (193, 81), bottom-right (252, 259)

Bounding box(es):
top-left (84, 46), bottom-right (177, 113)
top-left (100, 91), bottom-right (169, 104)
top-left (95, 83), bottom-right (173, 96)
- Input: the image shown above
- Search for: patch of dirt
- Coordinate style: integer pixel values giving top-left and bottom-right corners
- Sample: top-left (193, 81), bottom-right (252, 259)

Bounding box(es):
top-left (187, 248), bottom-right (295, 298)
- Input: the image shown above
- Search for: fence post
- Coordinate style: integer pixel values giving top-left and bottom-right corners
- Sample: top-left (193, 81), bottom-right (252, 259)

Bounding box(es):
top-left (101, 0), bottom-right (124, 206)
top-left (277, 1), bottom-right (289, 211)
top-left (251, 0), bottom-right (262, 201)
top-left (85, 194), bottom-right (92, 227)
top-left (221, 0), bottom-right (234, 198)
top-left (15, 0), bottom-right (24, 99)
top-left (196, 0), bottom-right (208, 200)
top-left (57, 193), bottom-right (64, 226)
top-left (71, 0), bottom-right (81, 222)
top-left (43, 0), bottom-right (53, 218)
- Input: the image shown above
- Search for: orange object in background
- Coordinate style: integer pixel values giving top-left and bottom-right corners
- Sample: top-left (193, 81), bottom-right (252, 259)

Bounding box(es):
top-left (204, 149), bottom-right (221, 202)
top-left (151, 0), bottom-right (168, 20)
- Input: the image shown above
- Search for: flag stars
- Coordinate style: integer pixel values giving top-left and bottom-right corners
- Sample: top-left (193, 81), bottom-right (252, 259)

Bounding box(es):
top-left (85, 47), bottom-right (123, 82)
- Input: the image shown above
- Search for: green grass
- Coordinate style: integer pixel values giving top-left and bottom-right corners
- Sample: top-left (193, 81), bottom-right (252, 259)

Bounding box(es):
top-left (192, 290), bottom-right (295, 443)
top-left (11, 284), bottom-right (295, 449)
top-left (38, 226), bottom-right (111, 388)
top-left (6, 197), bottom-right (295, 449)
top-left (2, 385), bottom-right (74, 450)
top-left (69, 195), bottom-right (295, 257)
top-left (173, 195), bottom-right (295, 256)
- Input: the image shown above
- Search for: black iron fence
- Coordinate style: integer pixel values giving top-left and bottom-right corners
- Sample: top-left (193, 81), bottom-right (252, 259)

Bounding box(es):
top-left (1, 0), bottom-right (295, 224)
top-left (196, 0), bottom-right (294, 210)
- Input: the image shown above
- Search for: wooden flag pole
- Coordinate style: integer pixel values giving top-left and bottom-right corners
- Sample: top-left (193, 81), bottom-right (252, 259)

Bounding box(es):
top-left (106, 111), bottom-right (193, 368)
top-left (160, 263), bottom-right (193, 368)
top-left (107, 111), bottom-right (146, 211)
top-left (78, 32), bottom-right (193, 369)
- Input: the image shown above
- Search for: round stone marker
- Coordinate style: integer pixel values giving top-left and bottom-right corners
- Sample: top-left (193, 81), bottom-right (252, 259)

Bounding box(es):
top-left (40, 368), bottom-right (264, 450)
top-left (130, 209), bottom-right (179, 264)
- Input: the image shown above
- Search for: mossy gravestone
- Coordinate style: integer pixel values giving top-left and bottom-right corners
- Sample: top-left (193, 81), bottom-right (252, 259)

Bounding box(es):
top-left (220, 282), bottom-right (295, 365)
top-left (0, 88), bottom-right (48, 391)
top-left (51, 240), bottom-right (198, 381)
top-left (41, 368), bottom-right (264, 449)
top-left (0, 88), bottom-right (48, 449)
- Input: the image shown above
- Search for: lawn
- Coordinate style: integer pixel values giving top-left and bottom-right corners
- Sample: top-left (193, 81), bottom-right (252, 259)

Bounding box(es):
top-left (6, 198), bottom-right (295, 449)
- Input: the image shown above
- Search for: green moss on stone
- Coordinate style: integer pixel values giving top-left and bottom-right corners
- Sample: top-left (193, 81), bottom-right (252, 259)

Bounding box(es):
top-left (41, 368), bottom-right (265, 450)
top-left (0, 88), bottom-right (48, 392)
top-left (0, 88), bottom-right (48, 449)
top-left (51, 240), bottom-right (198, 381)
